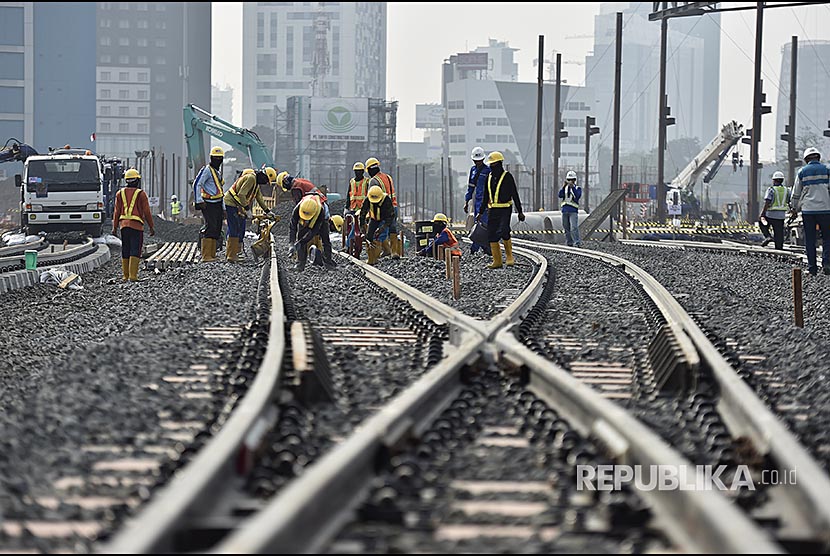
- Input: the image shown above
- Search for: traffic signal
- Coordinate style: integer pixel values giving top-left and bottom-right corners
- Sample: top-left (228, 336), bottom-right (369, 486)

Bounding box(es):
top-left (665, 105), bottom-right (676, 126)
top-left (760, 91), bottom-right (772, 115)
top-left (781, 124), bottom-right (791, 142)
top-left (558, 120), bottom-right (569, 140)
top-left (824, 120), bottom-right (830, 138)
top-left (742, 128), bottom-right (753, 145)
top-left (586, 116), bottom-right (600, 136)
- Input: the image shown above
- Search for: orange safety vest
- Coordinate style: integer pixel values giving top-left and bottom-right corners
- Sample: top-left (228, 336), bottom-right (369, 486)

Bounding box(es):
top-left (201, 166), bottom-right (224, 201)
top-left (300, 195), bottom-right (323, 229)
top-left (119, 188), bottom-right (144, 224)
top-left (373, 173), bottom-right (397, 207)
top-left (445, 228), bottom-right (459, 248)
top-left (349, 177), bottom-right (368, 211)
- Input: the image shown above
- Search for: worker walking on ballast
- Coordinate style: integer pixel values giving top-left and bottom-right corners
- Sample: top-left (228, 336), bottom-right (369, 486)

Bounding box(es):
top-left (193, 146), bottom-right (226, 262)
top-left (483, 151), bottom-right (525, 269)
top-left (790, 147), bottom-right (830, 275)
top-left (760, 171), bottom-right (790, 251)
top-left (359, 185), bottom-right (395, 265)
top-left (289, 194), bottom-right (336, 272)
top-left (112, 168), bottom-right (154, 282)
top-left (559, 170), bottom-right (582, 247)
top-left (224, 167), bottom-right (277, 262)
top-left (465, 146), bottom-right (491, 255)
top-left (418, 213), bottom-right (459, 256)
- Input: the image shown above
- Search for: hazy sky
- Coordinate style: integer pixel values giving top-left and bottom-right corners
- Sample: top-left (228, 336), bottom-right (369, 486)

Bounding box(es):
top-left (212, 2), bottom-right (830, 160)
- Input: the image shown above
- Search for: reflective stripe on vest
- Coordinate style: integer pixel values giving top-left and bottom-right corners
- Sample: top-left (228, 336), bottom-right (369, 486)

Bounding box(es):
top-left (119, 188), bottom-right (144, 224)
top-left (229, 175), bottom-right (257, 207)
top-left (799, 162), bottom-right (830, 187)
top-left (562, 185), bottom-right (579, 209)
top-left (374, 173), bottom-right (397, 207)
top-left (300, 196), bottom-right (322, 229)
top-left (350, 177), bottom-right (368, 210)
top-left (770, 185), bottom-right (788, 211)
top-left (488, 172), bottom-right (512, 209)
top-left (201, 167), bottom-right (224, 201)
top-left (171, 200), bottom-right (181, 214)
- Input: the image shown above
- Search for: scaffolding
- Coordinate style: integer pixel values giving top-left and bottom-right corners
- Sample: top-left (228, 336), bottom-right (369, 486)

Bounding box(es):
top-left (273, 97), bottom-right (397, 197)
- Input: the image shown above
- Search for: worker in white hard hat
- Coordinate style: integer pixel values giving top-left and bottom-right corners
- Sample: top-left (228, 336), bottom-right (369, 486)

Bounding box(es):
top-left (170, 194), bottom-right (182, 223)
top-left (759, 170), bottom-right (790, 250)
top-left (465, 146), bottom-right (491, 255)
top-left (790, 147), bottom-right (830, 275)
top-left (558, 170), bottom-right (582, 247)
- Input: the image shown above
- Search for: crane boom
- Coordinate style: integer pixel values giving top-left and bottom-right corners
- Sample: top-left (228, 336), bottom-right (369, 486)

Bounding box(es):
top-left (183, 104), bottom-right (274, 171)
top-left (669, 120), bottom-right (743, 194)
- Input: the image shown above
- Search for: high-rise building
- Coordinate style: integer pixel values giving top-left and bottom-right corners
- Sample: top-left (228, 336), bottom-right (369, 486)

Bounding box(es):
top-left (95, 2), bottom-right (211, 161)
top-left (586, 2), bottom-right (720, 154)
top-left (211, 84), bottom-right (234, 124)
top-left (775, 40), bottom-right (830, 162)
top-left (242, 2), bottom-right (386, 129)
top-left (0, 2), bottom-right (96, 152)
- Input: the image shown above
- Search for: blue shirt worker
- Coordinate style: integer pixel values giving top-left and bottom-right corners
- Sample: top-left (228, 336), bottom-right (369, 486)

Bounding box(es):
top-left (484, 151), bottom-right (525, 269)
top-left (418, 213), bottom-right (459, 257)
top-left (558, 171), bottom-right (583, 247)
top-left (193, 146), bottom-right (226, 262)
top-left (760, 171), bottom-right (790, 250)
top-left (465, 146), bottom-right (491, 255)
top-left (791, 147), bottom-right (830, 275)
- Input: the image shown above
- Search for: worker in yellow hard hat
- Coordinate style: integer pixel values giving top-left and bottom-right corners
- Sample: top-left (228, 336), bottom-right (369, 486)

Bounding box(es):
top-left (223, 167), bottom-right (277, 262)
top-left (418, 213), bottom-right (459, 257)
top-left (112, 168), bottom-right (155, 281)
top-left (289, 194), bottom-right (336, 272)
top-left (484, 151), bottom-right (525, 269)
top-left (348, 162), bottom-right (368, 213)
top-left (365, 157), bottom-right (400, 258)
top-left (359, 185), bottom-right (395, 265)
top-left (193, 145), bottom-right (226, 262)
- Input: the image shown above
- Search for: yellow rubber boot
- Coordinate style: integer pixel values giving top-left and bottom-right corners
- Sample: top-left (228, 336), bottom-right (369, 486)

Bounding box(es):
top-left (368, 241), bottom-right (381, 265)
top-left (201, 238), bottom-right (216, 262)
top-left (121, 258), bottom-right (130, 281)
top-left (504, 239), bottom-right (515, 266)
top-left (390, 235), bottom-right (401, 259)
top-left (128, 256), bottom-right (140, 281)
top-left (488, 242), bottom-right (503, 269)
top-left (226, 237), bottom-right (239, 262)
top-left (381, 238), bottom-right (392, 257)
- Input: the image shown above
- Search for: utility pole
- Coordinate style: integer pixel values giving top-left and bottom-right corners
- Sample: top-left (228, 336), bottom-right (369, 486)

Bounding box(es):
top-left (585, 116), bottom-right (600, 211)
top-left (611, 12), bottom-right (623, 235)
top-left (441, 156), bottom-right (446, 215)
top-left (657, 16), bottom-right (669, 222)
top-left (782, 36), bottom-right (798, 187)
top-left (448, 156), bottom-right (454, 221)
top-left (553, 53), bottom-right (566, 210)
top-left (749, 1), bottom-right (765, 219)
top-left (535, 35), bottom-right (544, 212)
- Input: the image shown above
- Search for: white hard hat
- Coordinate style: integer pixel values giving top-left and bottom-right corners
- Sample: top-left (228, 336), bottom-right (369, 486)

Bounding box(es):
top-left (171, 194), bottom-right (177, 200)
top-left (772, 171), bottom-right (785, 181)
top-left (471, 146), bottom-right (485, 161)
top-left (803, 147), bottom-right (821, 161)
top-left (566, 170), bottom-right (577, 181)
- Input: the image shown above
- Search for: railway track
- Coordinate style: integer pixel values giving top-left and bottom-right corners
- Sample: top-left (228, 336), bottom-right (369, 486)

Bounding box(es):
top-left (0, 238), bottom-right (99, 274)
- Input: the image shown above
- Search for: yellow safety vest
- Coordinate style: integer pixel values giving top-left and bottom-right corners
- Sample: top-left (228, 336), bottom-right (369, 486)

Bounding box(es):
top-left (350, 177), bottom-right (368, 210)
top-left (171, 200), bottom-right (181, 215)
top-left (770, 185), bottom-right (788, 211)
top-left (488, 172), bottom-right (512, 209)
top-left (120, 188), bottom-right (144, 224)
top-left (201, 167), bottom-right (224, 201)
top-left (228, 175), bottom-right (259, 208)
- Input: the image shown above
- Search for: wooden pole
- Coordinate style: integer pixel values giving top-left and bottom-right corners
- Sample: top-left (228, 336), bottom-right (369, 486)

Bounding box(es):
top-left (452, 253), bottom-right (461, 299)
top-left (445, 247), bottom-right (452, 279)
top-left (793, 267), bottom-right (804, 328)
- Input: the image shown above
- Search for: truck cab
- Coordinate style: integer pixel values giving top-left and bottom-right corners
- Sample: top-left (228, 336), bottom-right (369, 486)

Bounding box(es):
top-left (15, 150), bottom-right (105, 237)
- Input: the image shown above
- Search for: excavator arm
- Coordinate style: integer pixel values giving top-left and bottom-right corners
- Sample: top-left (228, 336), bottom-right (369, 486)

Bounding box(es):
top-left (0, 138), bottom-right (37, 164)
top-left (183, 104), bottom-right (274, 170)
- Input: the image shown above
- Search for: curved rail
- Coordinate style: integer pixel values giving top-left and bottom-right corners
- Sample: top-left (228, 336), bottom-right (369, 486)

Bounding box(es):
top-left (215, 247), bottom-right (775, 554)
top-left (0, 237), bottom-right (46, 258)
top-left (514, 238), bottom-right (830, 544)
top-left (0, 238), bottom-right (98, 273)
top-left (103, 242), bottom-right (286, 553)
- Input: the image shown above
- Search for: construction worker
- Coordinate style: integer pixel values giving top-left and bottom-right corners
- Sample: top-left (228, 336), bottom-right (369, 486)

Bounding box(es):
top-left (112, 168), bottom-right (154, 282)
top-left (558, 170), bottom-right (582, 247)
top-left (365, 157), bottom-right (400, 258)
top-left (193, 146), bottom-right (226, 262)
top-left (760, 170), bottom-right (790, 250)
top-left (170, 194), bottom-right (182, 223)
top-left (790, 147), bottom-right (830, 276)
top-left (277, 171), bottom-right (327, 205)
top-left (348, 162), bottom-right (369, 213)
top-left (359, 185), bottom-right (395, 265)
top-left (224, 167), bottom-right (278, 262)
top-left (465, 146), bottom-right (491, 255)
top-left (289, 194), bottom-right (335, 272)
top-left (484, 151), bottom-right (525, 269)
top-left (418, 213), bottom-right (459, 256)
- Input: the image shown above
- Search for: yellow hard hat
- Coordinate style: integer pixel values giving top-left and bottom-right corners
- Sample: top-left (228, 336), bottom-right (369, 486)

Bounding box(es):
top-left (353, 162), bottom-right (365, 171)
top-left (365, 157), bottom-right (380, 169)
top-left (210, 146), bottom-right (224, 158)
top-left (433, 213), bottom-right (449, 224)
top-left (125, 168), bottom-right (141, 180)
top-left (331, 214), bottom-right (344, 232)
top-left (242, 168), bottom-right (255, 176)
top-left (486, 151), bottom-right (504, 165)
top-left (367, 185), bottom-right (385, 203)
top-left (276, 171), bottom-right (289, 188)
top-left (264, 167), bottom-right (278, 184)
top-left (299, 197), bottom-right (321, 220)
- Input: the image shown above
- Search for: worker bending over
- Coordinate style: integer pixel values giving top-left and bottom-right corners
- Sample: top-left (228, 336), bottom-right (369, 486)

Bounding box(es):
top-left (418, 213), bottom-right (459, 257)
top-left (365, 157), bottom-right (400, 258)
top-left (359, 185), bottom-right (395, 265)
top-left (484, 151), bottom-right (525, 268)
top-left (224, 167), bottom-right (277, 262)
top-left (277, 171), bottom-right (327, 205)
top-left (289, 194), bottom-right (336, 272)
top-left (112, 168), bottom-right (154, 282)
top-left (193, 146), bottom-right (226, 262)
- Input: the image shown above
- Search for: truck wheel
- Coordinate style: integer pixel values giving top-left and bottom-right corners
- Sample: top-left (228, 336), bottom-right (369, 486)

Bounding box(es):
top-left (87, 224), bottom-right (103, 238)
top-left (26, 224), bottom-right (44, 236)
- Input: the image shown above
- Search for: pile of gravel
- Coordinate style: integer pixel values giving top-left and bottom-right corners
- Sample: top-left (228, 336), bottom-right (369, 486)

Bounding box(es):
top-left (586, 242), bottom-right (830, 471)
top-left (152, 218), bottom-right (203, 244)
top-left (0, 252), bottom-right (263, 552)
top-left (375, 243), bottom-right (537, 319)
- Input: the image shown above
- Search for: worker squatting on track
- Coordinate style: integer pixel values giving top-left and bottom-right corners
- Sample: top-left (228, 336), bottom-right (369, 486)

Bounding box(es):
top-left (418, 213), bottom-right (460, 257)
top-left (112, 168), bottom-right (155, 282)
top-left (359, 185), bottom-right (395, 265)
top-left (289, 194), bottom-right (336, 272)
top-left (482, 151), bottom-right (525, 269)
top-left (193, 146), bottom-right (226, 262)
top-left (790, 147), bottom-right (830, 276)
top-left (465, 147), bottom-right (491, 255)
top-left (559, 170), bottom-right (583, 247)
top-left (224, 167), bottom-right (278, 262)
